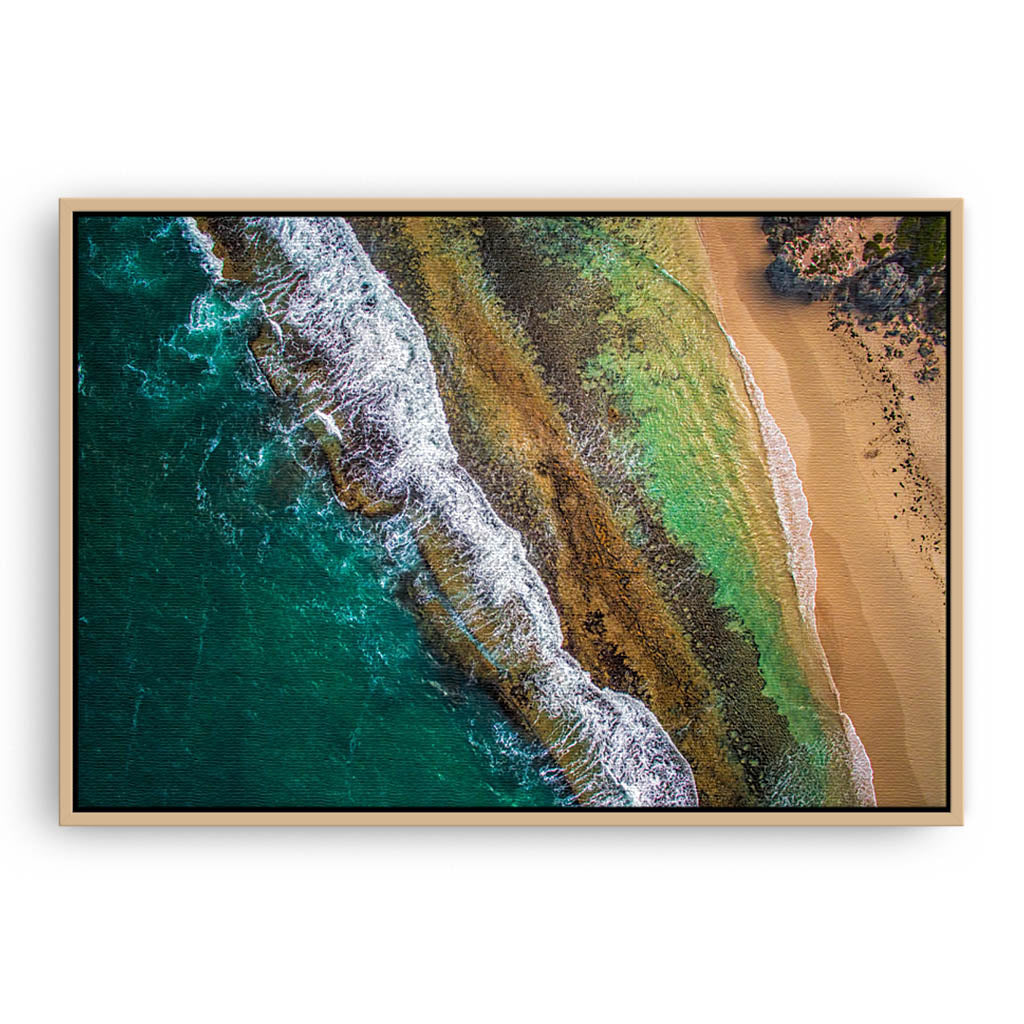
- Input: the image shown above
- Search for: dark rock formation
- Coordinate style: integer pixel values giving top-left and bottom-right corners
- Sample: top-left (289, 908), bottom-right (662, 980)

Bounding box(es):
top-left (765, 255), bottom-right (831, 300)
top-left (850, 262), bottom-right (924, 318)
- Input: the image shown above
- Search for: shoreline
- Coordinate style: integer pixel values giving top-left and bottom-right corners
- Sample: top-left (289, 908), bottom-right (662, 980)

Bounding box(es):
top-left (698, 216), bottom-right (946, 807)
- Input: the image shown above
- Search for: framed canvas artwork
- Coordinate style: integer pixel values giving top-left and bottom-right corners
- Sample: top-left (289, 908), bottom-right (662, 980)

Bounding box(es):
top-left (59, 200), bottom-right (962, 824)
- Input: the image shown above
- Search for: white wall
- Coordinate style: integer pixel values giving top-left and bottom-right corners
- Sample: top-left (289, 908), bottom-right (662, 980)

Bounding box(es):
top-left (2, 2), bottom-right (1016, 1021)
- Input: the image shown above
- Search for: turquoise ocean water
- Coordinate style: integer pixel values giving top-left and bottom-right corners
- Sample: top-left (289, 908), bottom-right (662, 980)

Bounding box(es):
top-left (75, 216), bottom-right (569, 807)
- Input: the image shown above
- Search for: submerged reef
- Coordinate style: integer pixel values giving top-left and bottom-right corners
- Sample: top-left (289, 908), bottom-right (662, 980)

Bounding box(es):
top-left (193, 214), bottom-right (874, 808)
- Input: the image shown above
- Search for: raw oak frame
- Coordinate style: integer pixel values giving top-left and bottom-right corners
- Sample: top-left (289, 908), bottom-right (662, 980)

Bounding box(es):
top-left (59, 198), bottom-right (964, 825)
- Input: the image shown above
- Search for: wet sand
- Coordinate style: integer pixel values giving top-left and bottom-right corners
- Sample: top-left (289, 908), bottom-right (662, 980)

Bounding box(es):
top-left (699, 217), bottom-right (946, 807)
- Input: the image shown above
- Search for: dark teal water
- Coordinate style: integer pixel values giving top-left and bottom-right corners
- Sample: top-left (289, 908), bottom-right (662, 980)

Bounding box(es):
top-left (75, 216), bottom-right (569, 808)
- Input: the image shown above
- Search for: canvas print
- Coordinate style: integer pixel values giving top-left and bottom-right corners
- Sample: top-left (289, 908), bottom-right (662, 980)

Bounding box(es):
top-left (67, 208), bottom-right (953, 815)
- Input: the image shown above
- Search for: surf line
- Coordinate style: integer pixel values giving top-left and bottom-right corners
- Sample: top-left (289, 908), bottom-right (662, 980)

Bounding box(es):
top-left (677, 261), bottom-right (874, 803)
top-left (183, 215), bottom-right (699, 808)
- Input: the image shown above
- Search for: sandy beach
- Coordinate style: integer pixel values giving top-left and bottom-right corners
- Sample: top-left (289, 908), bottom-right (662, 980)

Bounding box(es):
top-left (699, 216), bottom-right (947, 807)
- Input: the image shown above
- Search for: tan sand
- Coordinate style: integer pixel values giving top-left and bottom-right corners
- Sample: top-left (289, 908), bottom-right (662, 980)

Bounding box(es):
top-left (698, 216), bottom-right (947, 807)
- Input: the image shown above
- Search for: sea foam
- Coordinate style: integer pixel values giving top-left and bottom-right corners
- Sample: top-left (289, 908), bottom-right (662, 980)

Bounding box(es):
top-left (200, 216), bottom-right (698, 808)
top-left (725, 334), bottom-right (818, 622)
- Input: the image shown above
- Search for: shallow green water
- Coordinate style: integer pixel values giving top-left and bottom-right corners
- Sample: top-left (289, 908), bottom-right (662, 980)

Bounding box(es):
top-left (586, 267), bottom-right (823, 747)
top-left (75, 216), bottom-right (568, 808)
top-left (515, 216), bottom-right (824, 748)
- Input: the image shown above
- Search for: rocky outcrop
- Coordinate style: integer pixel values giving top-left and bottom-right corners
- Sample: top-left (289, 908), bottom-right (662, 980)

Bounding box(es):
top-left (761, 216), bottom-right (947, 336)
top-left (762, 216), bottom-right (822, 254)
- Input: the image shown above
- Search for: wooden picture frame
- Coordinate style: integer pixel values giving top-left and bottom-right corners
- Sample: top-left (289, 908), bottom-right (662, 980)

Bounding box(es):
top-left (60, 198), bottom-right (963, 825)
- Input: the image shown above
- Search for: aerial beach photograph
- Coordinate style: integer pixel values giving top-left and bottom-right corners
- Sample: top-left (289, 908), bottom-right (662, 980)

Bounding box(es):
top-left (67, 208), bottom-right (951, 813)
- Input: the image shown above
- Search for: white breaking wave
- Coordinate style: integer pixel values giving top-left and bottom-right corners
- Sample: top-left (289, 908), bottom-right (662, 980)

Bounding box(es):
top-left (841, 712), bottom-right (877, 806)
top-left (181, 218), bottom-right (224, 280)
top-left (725, 334), bottom-right (818, 622)
top-left (201, 215), bottom-right (697, 808)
